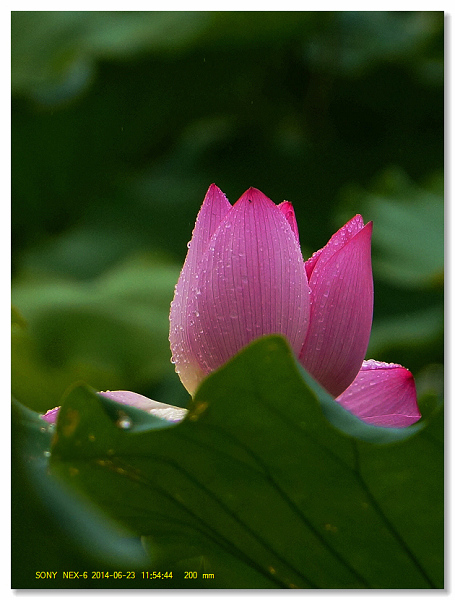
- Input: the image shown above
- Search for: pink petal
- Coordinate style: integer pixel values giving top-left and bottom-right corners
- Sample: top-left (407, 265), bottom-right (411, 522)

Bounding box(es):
top-left (169, 184), bottom-right (232, 395)
top-left (335, 360), bottom-right (421, 427)
top-left (40, 392), bottom-right (187, 425)
top-left (187, 187), bottom-right (311, 380)
top-left (305, 214), bottom-right (365, 280)
top-left (41, 407), bottom-right (60, 424)
top-left (299, 220), bottom-right (373, 397)
top-left (99, 390), bottom-right (187, 423)
top-left (278, 201), bottom-right (300, 243)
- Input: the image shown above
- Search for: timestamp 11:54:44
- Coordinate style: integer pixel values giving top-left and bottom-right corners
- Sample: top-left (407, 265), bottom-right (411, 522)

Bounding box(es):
top-left (142, 572), bottom-right (173, 579)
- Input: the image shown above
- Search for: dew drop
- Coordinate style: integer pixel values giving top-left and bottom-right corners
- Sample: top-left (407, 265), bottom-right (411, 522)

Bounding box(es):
top-left (43, 450), bottom-right (51, 458)
top-left (117, 415), bottom-right (132, 430)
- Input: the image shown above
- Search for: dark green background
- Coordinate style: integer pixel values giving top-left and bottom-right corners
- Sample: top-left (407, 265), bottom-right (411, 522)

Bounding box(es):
top-left (11, 11), bottom-right (444, 588)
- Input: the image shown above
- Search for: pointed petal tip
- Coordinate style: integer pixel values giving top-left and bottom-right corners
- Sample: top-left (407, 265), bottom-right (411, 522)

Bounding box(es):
top-left (206, 182), bottom-right (223, 194)
top-left (349, 214), bottom-right (365, 228)
top-left (304, 214), bottom-right (372, 282)
top-left (237, 187), bottom-right (274, 206)
top-left (203, 183), bottom-right (229, 203)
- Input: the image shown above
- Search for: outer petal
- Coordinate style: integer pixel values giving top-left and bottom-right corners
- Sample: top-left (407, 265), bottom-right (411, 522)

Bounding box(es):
top-left (41, 392), bottom-right (187, 425)
top-left (41, 407), bottom-right (59, 424)
top-left (100, 390), bottom-right (187, 423)
top-left (187, 188), bottom-right (311, 381)
top-left (299, 218), bottom-right (373, 397)
top-left (335, 359), bottom-right (421, 427)
top-left (169, 184), bottom-right (232, 394)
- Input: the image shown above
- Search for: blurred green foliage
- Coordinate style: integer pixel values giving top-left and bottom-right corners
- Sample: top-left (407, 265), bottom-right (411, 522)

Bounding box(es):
top-left (12, 256), bottom-right (183, 412)
top-left (11, 11), bottom-right (444, 588)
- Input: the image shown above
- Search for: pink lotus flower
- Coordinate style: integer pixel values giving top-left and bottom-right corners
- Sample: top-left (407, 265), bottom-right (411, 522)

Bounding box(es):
top-left (169, 184), bottom-right (421, 428)
top-left (41, 184), bottom-right (421, 431)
